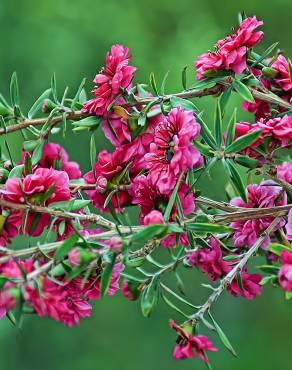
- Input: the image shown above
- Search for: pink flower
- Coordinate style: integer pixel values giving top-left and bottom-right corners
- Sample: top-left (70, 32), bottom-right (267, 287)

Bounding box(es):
top-left (121, 280), bottom-right (136, 301)
top-left (271, 54), bottom-right (292, 92)
top-left (83, 45), bottom-right (136, 116)
top-left (0, 290), bottom-right (15, 319)
top-left (130, 175), bottom-right (195, 223)
top-left (255, 115), bottom-right (292, 148)
top-left (278, 250), bottom-right (292, 291)
top-left (195, 16), bottom-right (263, 79)
top-left (143, 210), bottom-right (164, 225)
top-left (169, 320), bottom-right (217, 362)
top-left (2, 168), bottom-right (71, 236)
top-left (68, 248), bottom-right (81, 266)
top-left (187, 238), bottom-right (230, 281)
top-left (230, 184), bottom-right (286, 248)
top-left (22, 143), bottom-right (81, 179)
top-left (84, 148), bottom-right (132, 212)
top-left (109, 236), bottom-right (122, 252)
top-left (195, 52), bottom-right (224, 80)
top-left (145, 107), bottom-right (202, 194)
top-left (277, 162), bottom-right (292, 185)
top-left (25, 277), bottom-right (92, 327)
top-left (228, 271), bottom-right (263, 300)
top-left (242, 99), bottom-right (270, 121)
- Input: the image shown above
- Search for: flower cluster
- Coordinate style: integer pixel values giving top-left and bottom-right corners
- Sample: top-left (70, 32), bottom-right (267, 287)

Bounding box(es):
top-left (0, 14), bottom-right (291, 367)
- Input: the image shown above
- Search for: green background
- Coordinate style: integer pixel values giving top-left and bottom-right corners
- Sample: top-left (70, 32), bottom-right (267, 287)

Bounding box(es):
top-left (0, 0), bottom-right (291, 369)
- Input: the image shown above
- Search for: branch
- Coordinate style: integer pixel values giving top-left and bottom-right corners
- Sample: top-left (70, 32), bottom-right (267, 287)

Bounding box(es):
top-left (0, 110), bottom-right (85, 136)
top-left (188, 217), bottom-right (280, 322)
top-left (1, 81), bottom-right (291, 137)
top-left (0, 199), bottom-right (115, 229)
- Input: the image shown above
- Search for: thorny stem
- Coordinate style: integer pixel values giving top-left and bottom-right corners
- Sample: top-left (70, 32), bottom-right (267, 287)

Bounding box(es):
top-left (0, 82), bottom-right (291, 137)
top-left (188, 217), bottom-right (281, 323)
top-left (0, 199), bottom-right (115, 229)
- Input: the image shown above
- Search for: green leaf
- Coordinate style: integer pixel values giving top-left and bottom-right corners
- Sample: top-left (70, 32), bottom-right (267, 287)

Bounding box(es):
top-left (181, 66), bottom-right (188, 90)
top-left (141, 276), bottom-right (160, 317)
top-left (49, 199), bottom-right (91, 212)
top-left (31, 141), bottom-right (45, 165)
top-left (214, 100), bottom-right (223, 146)
top-left (100, 252), bottom-right (117, 296)
top-left (149, 72), bottom-right (159, 96)
top-left (225, 130), bottom-right (261, 154)
top-left (164, 173), bottom-right (184, 222)
top-left (234, 155), bottom-right (258, 169)
top-left (186, 223), bottom-right (232, 233)
top-left (131, 224), bottom-right (168, 246)
top-left (162, 294), bottom-right (188, 318)
top-left (233, 79), bottom-right (254, 103)
top-left (267, 243), bottom-right (292, 257)
top-left (257, 265), bottom-right (280, 274)
top-left (196, 116), bottom-right (217, 149)
top-left (28, 89), bottom-right (51, 119)
top-left (103, 189), bottom-right (117, 208)
top-left (170, 96), bottom-right (199, 113)
top-left (225, 108), bottom-right (237, 147)
top-left (55, 234), bottom-right (79, 260)
top-left (90, 133), bottom-right (96, 168)
top-left (251, 42), bottom-right (279, 68)
top-left (160, 70), bottom-right (170, 95)
top-left (51, 73), bottom-right (58, 103)
top-left (224, 160), bottom-right (247, 203)
top-left (8, 165), bottom-right (24, 179)
top-left (23, 140), bottom-right (39, 152)
top-left (72, 116), bottom-right (100, 129)
top-left (219, 87), bottom-right (232, 115)
top-left (24, 153), bottom-right (32, 176)
top-left (71, 78), bottom-right (86, 108)
top-left (10, 72), bottom-right (19, 107)
top-left (208, 311), bottom-right (237, 357)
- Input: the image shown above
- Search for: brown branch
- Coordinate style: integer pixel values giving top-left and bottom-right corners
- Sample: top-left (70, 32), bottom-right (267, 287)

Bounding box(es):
top-left (0, 110), bottom-right (85, 136)
top-left (188, 217), bottom-right (280, 322)
top-left (0, 198), bottom-right (115, 229)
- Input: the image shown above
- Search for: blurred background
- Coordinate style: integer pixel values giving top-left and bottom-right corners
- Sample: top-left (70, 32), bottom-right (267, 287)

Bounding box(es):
top-left (0, 0), bottom-right (292, 369)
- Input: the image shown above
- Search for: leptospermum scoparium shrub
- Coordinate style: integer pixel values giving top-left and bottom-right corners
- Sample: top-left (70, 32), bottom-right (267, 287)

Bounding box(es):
top-left (0, 13), bottom-right (291, 366)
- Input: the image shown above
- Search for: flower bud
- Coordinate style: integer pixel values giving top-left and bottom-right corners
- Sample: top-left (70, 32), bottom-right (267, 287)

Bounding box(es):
top-left (41, 99), bottom-right (58, 113)
top-left (68, 247), bottom-right (80, 266)
top-left (96, 176), bottom-right (107, 194)
top-left (68, 247), bottom-right (96, 267)
top-left (143, 210), bottom-right (164, 225)
top-left (262, 67), bottom-right (279, 78)
top-left (109, 236), bottom-right (122, 253)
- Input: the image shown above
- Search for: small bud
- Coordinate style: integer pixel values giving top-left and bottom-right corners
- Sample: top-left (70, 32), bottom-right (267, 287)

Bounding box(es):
top-left (143, 210), bottom-right (164, 225)
top-left (96, 176), bottom-right (107, 193)
top-left (68, 247), bottom-right (96, 266)
top-left (109, 236), bottom-right (122, 253)
top-left (41, 98), bottom-right (57, 113)
top-left (262, 67), bottom-right (279, 78)
top-left (68, 247), bottom-right (80, 266)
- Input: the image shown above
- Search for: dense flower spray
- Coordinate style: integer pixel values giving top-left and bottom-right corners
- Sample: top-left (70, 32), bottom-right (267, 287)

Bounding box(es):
top-left (0, 13), bottom-right (291, 367)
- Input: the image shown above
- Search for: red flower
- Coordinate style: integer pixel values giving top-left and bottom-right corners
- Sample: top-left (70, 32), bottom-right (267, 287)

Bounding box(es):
top-left (169, 320), bottom-right (217, 362)
top-left (83, 45), bottom-right (136, 116)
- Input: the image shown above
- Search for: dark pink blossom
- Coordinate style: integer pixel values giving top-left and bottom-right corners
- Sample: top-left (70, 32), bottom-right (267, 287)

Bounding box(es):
top-left (84, 147), bottom-right (132, 212)
top-left (278, 250), bottom-right (292, 291)
top-left (130, 175), bottom-right (194, 223)
top-left (143, 210), bottom-right (164, 225)
top-left (145, 107), bottom-right (202, 194)
top-left (2, 168), bottom-right (71, 236)
top-left (195, 16), bottom-right (263, 79)
top-left (187, 238), bottom-right (230, 281)
top-left (228, 272), bottom-right (263, 300)
top-left (68, 248), bottom-right (81, 266)
top-left (169, 320), bottom-right (217, 362)
top-left (230, 184), bottom-right (286, 248)
top-left (83, 45), bottom-right (136, 116)
top-left (277, 162), bottom-right (292, 185)
top-left (271, 54), bottom-right (292, 92)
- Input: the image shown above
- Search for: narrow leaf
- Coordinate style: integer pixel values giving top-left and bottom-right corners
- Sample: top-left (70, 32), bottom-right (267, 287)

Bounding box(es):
top-left (233, 79), bottom-right (254, 103)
